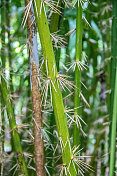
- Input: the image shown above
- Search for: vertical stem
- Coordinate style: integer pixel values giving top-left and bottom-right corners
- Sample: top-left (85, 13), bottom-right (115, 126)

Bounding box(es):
top-left (46, 2), bottom-right (62, 173)
top-left (49, 0), bottom-right (62, 71)
top-left (1, 0), bottom-right (5, 68)
top-left (26, 1), bottom-right (45, 175)
top-left (6, 0), bottom-right (13, 92)
top-left (109, 70), bottom-right (117, 176)
top-left (105, 0), bottom-right (111, 116)
top-left (32, 62), bottom-right (45, 176)
top-left (0, 88), bottom-right (4, 176)
top-left (109, 0), bottom-right (117, 175)
top-left (103, 0), bottom-right (111, 169)
top-left (110, 0), bottom-right (117, 133)
top-left (33, 1), bottom-right (76, 175)
top-left (73, 2), bottom-right (82, 146)
top-left (1, 0), bottom-right (6, 174)
top-left (1, 77), bottom-right (28, 176)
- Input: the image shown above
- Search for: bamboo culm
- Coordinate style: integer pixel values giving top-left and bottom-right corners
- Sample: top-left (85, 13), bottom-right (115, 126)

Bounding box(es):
top-left (1, 76), bottom-right (28, 176)
top-left (109, 0), bottom-right (117, 175)
top-left (26, 1), bottom-right (45, 175)
top-left (73, 2), bottom-right (82, 146)
top-left (33, 1), bottom-right (76, 175)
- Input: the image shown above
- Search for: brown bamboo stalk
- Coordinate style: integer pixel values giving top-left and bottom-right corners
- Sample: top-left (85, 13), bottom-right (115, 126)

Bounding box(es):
top-left (31, 62), bottom-right (45, 176)
top-left (26, 0), bottom-right (45, 175)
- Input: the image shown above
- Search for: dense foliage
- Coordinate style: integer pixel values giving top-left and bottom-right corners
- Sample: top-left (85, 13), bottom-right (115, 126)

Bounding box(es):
top-left (0, 0), bottom-right (117, 175)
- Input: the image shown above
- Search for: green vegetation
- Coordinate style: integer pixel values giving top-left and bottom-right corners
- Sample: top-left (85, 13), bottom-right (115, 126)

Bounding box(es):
top-left (0, 0), bottom-right (117, 175)
top-left (74, 1), bottom-right (82, 146)
top-left (109, 0), bottom-right (117, 175)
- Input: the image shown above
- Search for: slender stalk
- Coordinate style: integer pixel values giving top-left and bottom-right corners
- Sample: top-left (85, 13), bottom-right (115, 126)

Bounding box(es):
top-left (109, 70), bottom-right (117, 175)
top-left (1, 76), bottom-right (28, 176)
top-left (33, 1), bottom-right (76, 175)
top-left (46, 2), bottom-right (62, 173)
top-left (49, 0), bottom-right (62, 71)
top-left (26, 1), bottom-right (45, 175)
top-left (105, 0), bottom-right (111, 118)
top-left (1, 0), bottom-right (6, 174)
top-left (109, 0), bottom-right (117, 175)
top-left (0, 85), bottom-right (4, 176)
top-left (6, 0), bottom-right (13, 92)
top-left (110, 0), bottom-right (117, 134)
top-left (103, 0), bottom-right (111, 169)
top-left (1, 0), bottom-right (5, 68)
top-left (73, 1), bottom-right (82, 146)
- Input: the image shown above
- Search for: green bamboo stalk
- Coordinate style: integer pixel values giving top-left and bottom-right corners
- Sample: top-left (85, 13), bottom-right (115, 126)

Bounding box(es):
top-left (105, 0), bottom-right (111, 116)
top-left (47, 2), bottom-right (62, 173)
top-left (1, 76), bottom-right (28, 176)
top-left (103, 0), bottom-right (111, 170)
top-left (33, 2), bottom-right (76, 175)
top-left (109, 0), bottom-right (117, 175)
top-left (49, 0), bottom-right (62, 71)
top-left (6, 0), bottom-right (13, 93)
top-left (109, 70), bottom-right (117, 175)
top-left (110, 0), bottom-right (117, 135)
top-left (1, 0), bottom-right (5, 68)
top-left (1, 1), bottom-right (6, 174)
top-left (73, 2), bottom-right (82, 146)
top-left (0, 87), bottom-right (4, 176)
top-left (6, 0), bottom-right (15, 153)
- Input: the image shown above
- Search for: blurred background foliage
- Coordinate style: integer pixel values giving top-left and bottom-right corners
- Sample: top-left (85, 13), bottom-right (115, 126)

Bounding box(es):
top-left (0, 0), bottom-right (115, 175)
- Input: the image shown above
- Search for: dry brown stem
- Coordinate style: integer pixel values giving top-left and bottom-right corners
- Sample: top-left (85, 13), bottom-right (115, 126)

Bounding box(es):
top-left (31, 62), bottom-right (45, 176)
top-left (26, 0), bottom-right (45, 175)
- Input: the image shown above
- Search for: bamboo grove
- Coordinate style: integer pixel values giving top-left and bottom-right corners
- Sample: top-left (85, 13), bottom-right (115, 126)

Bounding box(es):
top-left (0, 0), bottom-right (117, 175)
